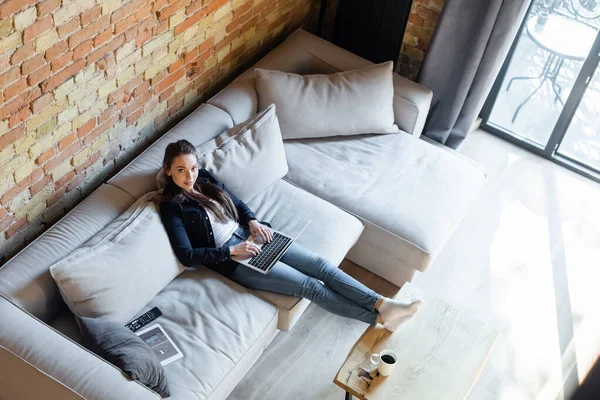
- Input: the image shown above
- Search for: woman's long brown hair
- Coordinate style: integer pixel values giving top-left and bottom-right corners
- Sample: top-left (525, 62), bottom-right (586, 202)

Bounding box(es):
top-left (155, 139), bottom-right (239, 223)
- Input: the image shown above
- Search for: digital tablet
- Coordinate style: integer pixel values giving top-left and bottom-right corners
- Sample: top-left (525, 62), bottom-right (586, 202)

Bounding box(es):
top-left (135, 323), bottom-right (183, 366)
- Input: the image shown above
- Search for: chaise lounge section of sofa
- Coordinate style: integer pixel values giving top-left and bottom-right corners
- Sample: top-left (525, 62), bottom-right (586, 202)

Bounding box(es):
top-left (206, 29), bottom-right (486, 286)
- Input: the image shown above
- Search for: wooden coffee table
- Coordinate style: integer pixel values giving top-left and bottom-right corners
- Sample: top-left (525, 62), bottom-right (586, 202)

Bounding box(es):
top-left (334, 282), bottom-right (498, 400)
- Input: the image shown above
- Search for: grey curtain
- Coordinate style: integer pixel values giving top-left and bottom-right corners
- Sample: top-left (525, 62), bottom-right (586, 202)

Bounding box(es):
top-left (418, 0), bottom-right (531, 148)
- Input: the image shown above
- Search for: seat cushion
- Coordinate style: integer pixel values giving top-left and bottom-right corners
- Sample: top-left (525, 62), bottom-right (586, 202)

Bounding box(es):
top-left (283, 132), bottom-right (486, 273)
top-left (136, 267), bottom-right (278, 400)
top-left (245, 179), bottom-right (364, 330)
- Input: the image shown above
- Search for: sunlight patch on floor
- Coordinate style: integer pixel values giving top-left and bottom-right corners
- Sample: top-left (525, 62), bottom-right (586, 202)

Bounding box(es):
top-left (490, 201), bottom-right (564, 394)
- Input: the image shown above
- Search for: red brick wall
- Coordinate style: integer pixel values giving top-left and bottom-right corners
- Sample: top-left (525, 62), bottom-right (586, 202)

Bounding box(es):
top-left (398, 0), bottom-right (444, 80)
top-left (0, 0), bottom-right (312, 263)
top-left (306, 0), bottom-right (445, 80)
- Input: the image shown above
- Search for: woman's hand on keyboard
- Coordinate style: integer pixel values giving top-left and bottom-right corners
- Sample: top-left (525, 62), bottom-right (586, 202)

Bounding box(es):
top-left (230, 241), bottom-right (262, 258)
top-left (249, 220), bottom-right (273, 244)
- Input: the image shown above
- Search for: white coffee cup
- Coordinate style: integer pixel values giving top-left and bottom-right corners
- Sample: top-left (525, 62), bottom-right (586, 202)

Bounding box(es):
top-left (370, 349), bottom-right (398, 377)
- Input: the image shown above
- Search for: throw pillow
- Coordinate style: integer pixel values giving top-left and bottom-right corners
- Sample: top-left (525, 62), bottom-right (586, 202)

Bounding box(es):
top-left (254, 62), bottom-right (399, 139)
top-left (157, 104), bottom-right (288, 203)
top-left (49, 192), bottom-right (185, 324)
top-left (78, 316), bottom-right (170, 398)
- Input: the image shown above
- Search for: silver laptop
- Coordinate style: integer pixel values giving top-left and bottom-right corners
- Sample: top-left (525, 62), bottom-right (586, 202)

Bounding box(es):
top-left (232, 220), bottom-right (311, 274)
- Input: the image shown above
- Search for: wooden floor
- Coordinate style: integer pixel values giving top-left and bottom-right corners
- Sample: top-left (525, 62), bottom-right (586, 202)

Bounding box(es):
top-left (228, 130), bottom-right (600, 400)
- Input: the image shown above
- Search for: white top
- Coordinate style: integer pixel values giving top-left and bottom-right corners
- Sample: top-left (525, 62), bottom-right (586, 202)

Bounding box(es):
top-left (205, 200), bottom-right (239, 248)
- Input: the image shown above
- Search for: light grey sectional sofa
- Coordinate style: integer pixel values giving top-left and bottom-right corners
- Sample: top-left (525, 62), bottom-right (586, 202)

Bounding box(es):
top-left (0, 29), bottom-right (485, 399)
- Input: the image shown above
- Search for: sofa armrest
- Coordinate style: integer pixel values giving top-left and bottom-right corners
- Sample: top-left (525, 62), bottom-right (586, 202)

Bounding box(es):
top-left (289, 29), bottom-right (433, 137)
top-left (0, 296), bottom-right (160, 400)
top-left (391, 74), bottom-right (433, 137)
top-left (0, 346), bottom-right (85, 400)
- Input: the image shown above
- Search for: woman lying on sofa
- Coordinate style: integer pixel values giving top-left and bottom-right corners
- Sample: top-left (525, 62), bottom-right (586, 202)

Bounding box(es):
top-left (155, 139), bottom-right (421, 331)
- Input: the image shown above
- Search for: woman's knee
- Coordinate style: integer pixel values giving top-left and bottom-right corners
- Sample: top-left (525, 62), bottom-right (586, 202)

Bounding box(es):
top-left (301, 250), bottom-right (332, 270)
top-left (314, 258), bottom-right (339, 278)
top-left (299, 276), bottom-right (324, 298)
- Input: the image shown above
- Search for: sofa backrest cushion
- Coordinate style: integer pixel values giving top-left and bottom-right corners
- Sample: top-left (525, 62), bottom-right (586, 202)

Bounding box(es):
top-left (201, 104), bottom-right (288, 202)
top-left (49, 193), bottom-right (184, 324)
top-left (255, 62), bottom-right (398, 139)
top-left (108, 104), bottom-right (234, 200)
top-left (205, 28), bottom-right (358, 128)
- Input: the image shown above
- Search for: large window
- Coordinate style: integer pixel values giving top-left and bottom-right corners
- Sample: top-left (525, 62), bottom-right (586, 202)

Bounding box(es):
top-left (480, 0), bottom-right (600, 181)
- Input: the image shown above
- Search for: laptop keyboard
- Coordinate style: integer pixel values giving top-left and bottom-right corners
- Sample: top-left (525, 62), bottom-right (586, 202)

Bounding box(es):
top-left (248, 232), bottom-right (292, 271)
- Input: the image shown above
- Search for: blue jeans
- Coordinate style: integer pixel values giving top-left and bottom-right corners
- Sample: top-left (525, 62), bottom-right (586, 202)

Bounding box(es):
top-left (224, 225), bottom-right (381, 325)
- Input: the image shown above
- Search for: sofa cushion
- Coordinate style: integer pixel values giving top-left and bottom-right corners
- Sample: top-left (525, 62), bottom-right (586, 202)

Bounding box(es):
top-left (245, 179), bottom-right (364, 330)
top-left (255, 62), bottom-right (398, 139)
top-left (198, 104), bottom-right (287, 202)
top-left (137, 267), bottom-right (278, 399)
top-left (283, 132), bottom-right (486, 273)
top-left (49, 193), bottom-right (184, 324)
top-left (109, 104), bottom-right (234, 200)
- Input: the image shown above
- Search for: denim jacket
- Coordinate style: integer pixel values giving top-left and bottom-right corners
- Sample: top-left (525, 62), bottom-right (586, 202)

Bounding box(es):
top-left (158, 169), bottom-right (260, 276)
